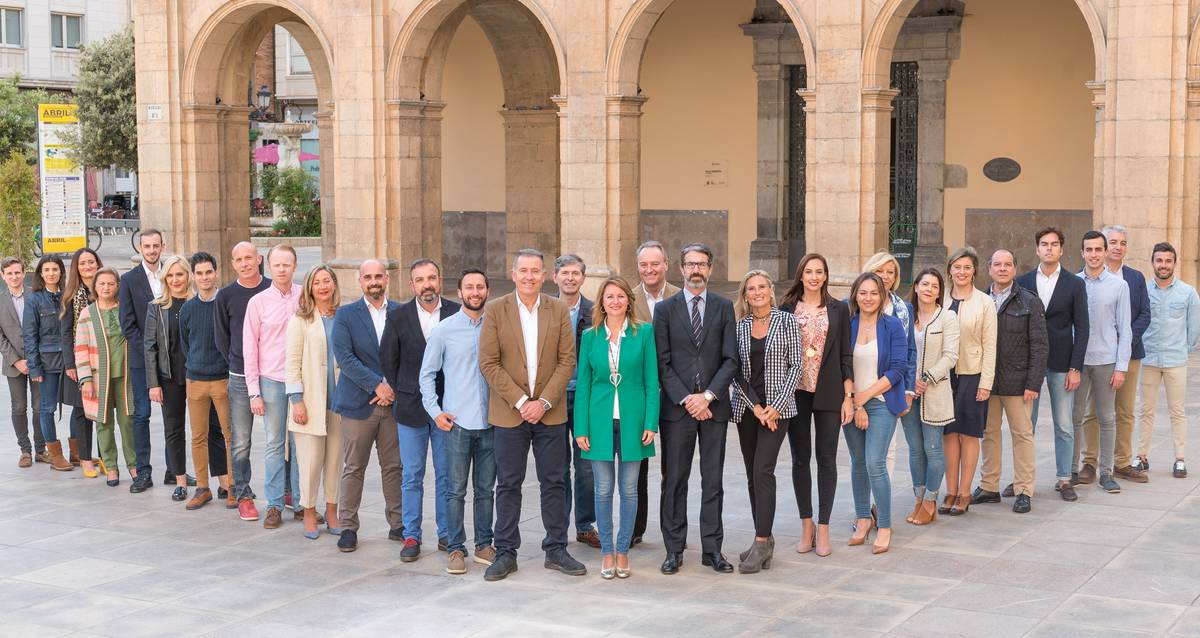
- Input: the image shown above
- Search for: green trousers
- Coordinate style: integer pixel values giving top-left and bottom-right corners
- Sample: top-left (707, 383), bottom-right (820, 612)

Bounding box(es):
top-left (96, 376), bottom-right (136, 471)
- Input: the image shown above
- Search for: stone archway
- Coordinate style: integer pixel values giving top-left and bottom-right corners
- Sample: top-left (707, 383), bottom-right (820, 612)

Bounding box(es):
top-left (176, 0), bottom-right (337, 279)
top-left (386, 0), bottom-right (566, 274)
top-left (1180, 17), bottom-right (1200, 284)
top-left (605, 0), bottom-right (817, 280)
top-left (861, 0), bottom-right (1107, 279)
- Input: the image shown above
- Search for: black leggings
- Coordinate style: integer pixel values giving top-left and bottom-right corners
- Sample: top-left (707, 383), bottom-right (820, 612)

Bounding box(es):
top-left (161, 382), bottom-right (188, 477)
top-left (788, 390), bottom-right (840, 525)
top-left (70, 406), bottom-right (94, 461)
top-left (736, 409), bottom-right (790, 537)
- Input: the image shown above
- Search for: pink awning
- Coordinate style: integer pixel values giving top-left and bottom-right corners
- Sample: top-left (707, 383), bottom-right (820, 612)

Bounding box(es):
top-left (298, 150), bottom-right (320, 162)
top-left (253, 144), bottom-right (279, 164)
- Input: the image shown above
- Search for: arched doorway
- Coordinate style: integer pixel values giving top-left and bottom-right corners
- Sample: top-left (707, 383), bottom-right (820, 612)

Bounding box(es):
top-left (606, 0), bottom-right (817, 281)
top-left (180, 1), bottom-right (336, 279)
top-left (387, 0), bottom-right (565, 275)
top-left (863, 0), bottom-right (1106, 282)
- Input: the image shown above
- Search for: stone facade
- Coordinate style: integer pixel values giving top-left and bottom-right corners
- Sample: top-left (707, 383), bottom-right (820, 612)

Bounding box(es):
top-left (133, 0), bottom-right (1200, 292)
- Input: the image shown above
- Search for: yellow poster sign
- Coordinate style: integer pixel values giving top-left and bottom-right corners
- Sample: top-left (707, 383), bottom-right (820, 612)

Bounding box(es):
top-left (38, 103), bottom-right (86, 253)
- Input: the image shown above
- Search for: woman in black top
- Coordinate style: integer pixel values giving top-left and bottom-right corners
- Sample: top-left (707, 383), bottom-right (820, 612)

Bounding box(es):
top-left (60, 247), bottom-right (102, 476)
top-left (730, 270), bottom-right (804, 574)
top-left (144, 256), bottom-right (195, 502)
top-left (778, 254), bottom-right (854, 557)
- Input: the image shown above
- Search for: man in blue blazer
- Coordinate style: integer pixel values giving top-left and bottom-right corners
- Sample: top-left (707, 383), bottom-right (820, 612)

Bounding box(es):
top-left (1016, 227), bottom-right (1089, 501)
top-left (331, 259), bottom-right (404, 552)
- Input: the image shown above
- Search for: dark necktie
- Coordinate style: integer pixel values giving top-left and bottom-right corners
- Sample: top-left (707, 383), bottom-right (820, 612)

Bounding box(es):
top-left (690, 295), bottom-right (703, 346)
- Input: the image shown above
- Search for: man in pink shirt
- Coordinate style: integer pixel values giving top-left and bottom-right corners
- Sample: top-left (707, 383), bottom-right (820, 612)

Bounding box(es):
top-left (243, 244), bottom-right (302, 529)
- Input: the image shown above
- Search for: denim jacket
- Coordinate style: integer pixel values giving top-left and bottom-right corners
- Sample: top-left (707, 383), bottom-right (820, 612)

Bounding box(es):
top-left (22, 289), bottom-right (64, 378)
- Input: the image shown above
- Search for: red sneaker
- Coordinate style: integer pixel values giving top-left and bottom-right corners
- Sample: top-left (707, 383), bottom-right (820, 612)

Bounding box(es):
top-left (238, 498), bottom-right (260, 521)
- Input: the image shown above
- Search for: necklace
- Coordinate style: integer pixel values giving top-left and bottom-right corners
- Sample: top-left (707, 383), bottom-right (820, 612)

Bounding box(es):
top-left (607, 332), bottom-right (622, 388)
top-left (751, 311), bottom-right (771, 323)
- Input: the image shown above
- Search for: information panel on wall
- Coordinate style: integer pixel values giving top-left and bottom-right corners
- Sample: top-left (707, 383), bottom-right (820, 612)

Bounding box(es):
top-left (37, 103), bottom-right (86, 254)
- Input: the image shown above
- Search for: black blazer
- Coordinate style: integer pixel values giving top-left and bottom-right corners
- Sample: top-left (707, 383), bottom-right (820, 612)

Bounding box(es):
top-left (653, 289), bottom-right (739, 422)
top-left (119, 266), bottom-right (155, 369)
top-left (1016, 268), bottom-right (1089, 373)
top-left (573, 296), bottom-right (594, 351)
top-left (380, 297), bottom-right (461, 426)
top-left (778, 300), bottom-right (853, 412)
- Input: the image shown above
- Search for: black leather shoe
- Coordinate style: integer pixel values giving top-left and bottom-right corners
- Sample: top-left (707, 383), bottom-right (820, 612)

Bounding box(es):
top-left (438, 536), bottom-right (449, 552)
top-left (1001, 483), bottom-right (1015, 498)
top-left (337, 529), bottom-right (358, 552)
top-left (388, 527), bottom-right (406, 542)
top-left (701, 552), bottom-right (733, 573)
top-left (217, 486), bottom-right (229, 500)
top-left (970, 487), bottom-right (1001, 504)
top-left (1057, 482), bottom-right (1078, 502)
top-left (129, 476), bottom-right (150, 494)
top-left (484, 552), bottom-right (518, 581)
top-left (660, 552), bottom-right (682, 575)
top-left (544, 548), bottom-right (587, 576)
top-left (184, 474), bottom-right (196, 487)
top-left (630, 535), bottom-right (643, 547)
top-left (1012, 494), bottom-right (1032, 513)
top-left (171, 486), bottom-right (188, 502)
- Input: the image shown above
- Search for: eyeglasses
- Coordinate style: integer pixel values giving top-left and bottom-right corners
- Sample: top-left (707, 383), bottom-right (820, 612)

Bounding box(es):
top-left (682, 261), bottom-right (710, 270)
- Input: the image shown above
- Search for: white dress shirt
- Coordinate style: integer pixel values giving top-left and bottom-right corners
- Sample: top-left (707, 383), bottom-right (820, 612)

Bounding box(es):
top-left (416, 299), bottom-right (442, 340)
top-left (144, 262), bottom-right (163, 298)
top-left (644, 285), bottom-right (666, 320)
top-left (1035, 263), bottom-right (1061, 309)
top-left (517, 295), bottom-right (540, 404)
top-left (365, 297), bottom-right (388, 344)
top-left (9, 289), bottom-right (24, 327)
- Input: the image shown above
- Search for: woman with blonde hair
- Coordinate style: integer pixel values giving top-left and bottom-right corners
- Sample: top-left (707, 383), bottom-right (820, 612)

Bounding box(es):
top-left (730, 270), bottom-right (803, 573)
top-left (286, 264), bottom-right (343, 539)
top-left (144, 255), bottom-right (196, 502)
top-left (574, 275), bottom-right (659, 578)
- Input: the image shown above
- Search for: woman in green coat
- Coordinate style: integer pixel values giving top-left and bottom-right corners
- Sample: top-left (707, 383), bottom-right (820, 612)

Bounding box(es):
top-left (574, 276), bottom-right (660, 580)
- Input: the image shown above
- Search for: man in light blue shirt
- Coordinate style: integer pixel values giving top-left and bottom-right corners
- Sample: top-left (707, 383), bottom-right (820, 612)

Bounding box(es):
top-left (1072, 231), bottom-right (1131, 494)
top-left (1136, 242), bottom-right (1200, 478)
top-left (419, 268), bottom-right (495, 574)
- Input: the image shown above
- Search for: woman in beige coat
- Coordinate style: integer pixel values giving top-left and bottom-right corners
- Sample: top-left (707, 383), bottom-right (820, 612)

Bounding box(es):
top-left (941, 247), bottom-right (997, 516)
top-left (286, 264), bottom-right (343, 539)
top-left (902, 269), bottom-right (959, 525)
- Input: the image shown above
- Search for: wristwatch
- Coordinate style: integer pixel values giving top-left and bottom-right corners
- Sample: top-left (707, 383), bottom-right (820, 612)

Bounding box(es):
top-left (921, 372), bottom-right (933, 384)
top-left (703, 390), bottom-right (716, 402)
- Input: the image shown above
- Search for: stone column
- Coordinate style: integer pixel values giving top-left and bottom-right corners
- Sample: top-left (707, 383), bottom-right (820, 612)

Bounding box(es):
top-left (387, 99), bottom-right (445, 281)
top-left (501, 108), bottom-right (560, 267)
top-left (605, 95), bottom-right (649, 281)
top-left (314, 104), bottom-right (336, 261)
top-left (859, 88), bottom-right (900, 273)
top-left (747, 61), bottom-right (789, 279)
top-left (1183, 80), bottom-right (1200, 285)
top-left (913, 58), bottom-right (950, 275)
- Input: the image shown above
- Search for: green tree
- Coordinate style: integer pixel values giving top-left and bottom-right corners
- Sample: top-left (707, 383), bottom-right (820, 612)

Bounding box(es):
top-left (0, 77), bottom-right (50, 161)
top-left (270, 167), bottom-right (320, 236)
top-left (61, 26), bottom-right (136, 170)
top-left (0, 152), bottom-right (41, 263)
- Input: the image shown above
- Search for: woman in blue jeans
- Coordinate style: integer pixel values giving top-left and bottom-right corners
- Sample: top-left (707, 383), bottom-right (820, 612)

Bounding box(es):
top-left (846, 272), bottom-right (912, 554)
top-left (574, 276), bottom-right (659, 579)
top-left (902, 268), bottom-right (959, 525)
top-left (22, 255), bottom-right (73, 471)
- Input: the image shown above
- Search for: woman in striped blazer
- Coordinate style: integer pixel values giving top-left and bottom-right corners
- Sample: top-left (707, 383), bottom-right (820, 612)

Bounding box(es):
top-left (730, 270), bottom-right (804, 574)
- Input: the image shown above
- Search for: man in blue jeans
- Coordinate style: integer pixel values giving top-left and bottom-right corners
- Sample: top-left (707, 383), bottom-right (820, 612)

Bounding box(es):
top-left (1017, 227), bottom-right (1090, 501)
top-left (380, 259), bottom-right (459, 561)
top-left (214, 242), bottom-right (271, 521)
top-left (419, 268), bottom-right (496, 575)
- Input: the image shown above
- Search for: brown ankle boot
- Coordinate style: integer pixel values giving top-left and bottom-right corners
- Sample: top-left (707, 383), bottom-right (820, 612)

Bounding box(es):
top-left (46, 442), bottom-right (74, 472)
top-left (67, 438), bottom-right (80, 466)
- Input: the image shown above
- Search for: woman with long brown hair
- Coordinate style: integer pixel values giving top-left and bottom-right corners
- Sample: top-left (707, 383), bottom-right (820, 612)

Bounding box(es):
top-left (61, 247), bottom-right (102, 477)
top-left (778, 254), bottom-right (853, 557)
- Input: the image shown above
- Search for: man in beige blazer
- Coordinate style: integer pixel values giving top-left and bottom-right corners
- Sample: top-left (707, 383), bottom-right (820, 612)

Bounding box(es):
top-left (630, 240), bottom-right (678, 544)
top-left (479, 248), bottom-right (582, 581)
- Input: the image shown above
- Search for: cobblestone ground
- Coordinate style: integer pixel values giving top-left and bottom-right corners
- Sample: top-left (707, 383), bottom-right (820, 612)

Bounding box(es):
top-left (2, 263), bottom-right (1198, 636)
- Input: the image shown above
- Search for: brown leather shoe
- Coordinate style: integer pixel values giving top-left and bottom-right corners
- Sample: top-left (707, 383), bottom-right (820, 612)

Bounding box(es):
top-left (67, 438), bottom-right (80, 466)
top-left (1113, 465), bottom-right (1149, 483)
top-left (294, 509), bottom-right (325, 524)
top-left (18, 453), bottom-right (32, 468)
top-left (186, 488), bottom-right (213, 511)
top-left (1077, 463), bottom-right (1097, 484)
top-left (34, 451), bottom-right (51, 464)
top-left (263, 506), bottom-right (283, 529)
top-left (576, 528), bottom-right (601, 549)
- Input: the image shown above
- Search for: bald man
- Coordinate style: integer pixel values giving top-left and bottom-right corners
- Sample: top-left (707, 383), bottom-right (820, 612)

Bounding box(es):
top-left (215, 241), bottom-right (271, 521)
top-left (330, 260), bottom-right (405, 552)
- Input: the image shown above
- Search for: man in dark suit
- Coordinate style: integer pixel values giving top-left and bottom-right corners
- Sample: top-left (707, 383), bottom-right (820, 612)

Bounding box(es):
top-left (478, 248), bottom-right (582, 581)
top-left (654, 242), bottom-right (739, 574)
top-left (380, 259), bottom-right (460, 562)
top-left (119, 229), bottom-right (188, 491)
top-left (1016, 227), bottom-right (1089, 501)
top-left (553, 254), bottom-right (599, 548)
top-left (331, 259), bottom-right (404, 553)
top-left (1, 257), bottom-right (46, 467)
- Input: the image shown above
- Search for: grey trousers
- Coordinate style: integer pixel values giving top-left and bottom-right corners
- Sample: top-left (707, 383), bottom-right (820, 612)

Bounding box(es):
top-left (337, 405), bottom-right (404, 533)
top-left (1072, 363), bottom-right (1117, 474)
top-left (8, 375), bottom-right (44, 455)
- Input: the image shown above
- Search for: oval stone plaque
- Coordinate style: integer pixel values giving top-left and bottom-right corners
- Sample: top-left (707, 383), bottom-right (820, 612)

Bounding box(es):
top-left (983, 157), bottom-right (1021, 183)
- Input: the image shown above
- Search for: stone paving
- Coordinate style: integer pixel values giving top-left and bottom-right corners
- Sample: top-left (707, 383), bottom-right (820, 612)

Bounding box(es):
top-left (1, 341), bottom-right (1198, 636)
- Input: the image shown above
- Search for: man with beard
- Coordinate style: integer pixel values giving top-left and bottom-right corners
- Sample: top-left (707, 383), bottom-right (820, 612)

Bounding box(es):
top-left (553, 254), bottom-right (600, 549)
top-left (1136, 242), bottom-right (1200, 478)
top-left (479, 248), bottom-right (582, 581)
top-left (381, 259), bottom-right (460, 561)
top-left (419, 268), bottom-right (495, 574)
top-left (654, 242), bottom-right (738, 574)
top-left (631, 240), bottom-right (679, 544)
top-left (331, 259), bottom-right (404, 552)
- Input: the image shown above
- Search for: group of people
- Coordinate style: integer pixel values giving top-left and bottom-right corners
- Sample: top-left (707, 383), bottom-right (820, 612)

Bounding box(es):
top-left (2, 224), bottom-right (1196, 581)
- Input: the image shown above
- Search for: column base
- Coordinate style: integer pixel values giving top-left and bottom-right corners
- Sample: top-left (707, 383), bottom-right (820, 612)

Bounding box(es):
top-left (913, 242), bottom-right (948, 279)
top-left (748, 238), bottom-right (787, 282)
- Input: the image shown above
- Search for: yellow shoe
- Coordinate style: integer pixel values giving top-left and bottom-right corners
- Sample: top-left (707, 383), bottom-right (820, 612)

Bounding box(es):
top-left (96, 458), bottom-right (108, 475)
top-left (82, 463), bottom-right (98, 478)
